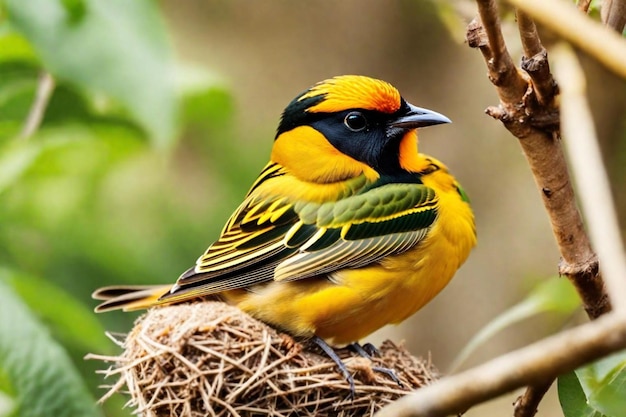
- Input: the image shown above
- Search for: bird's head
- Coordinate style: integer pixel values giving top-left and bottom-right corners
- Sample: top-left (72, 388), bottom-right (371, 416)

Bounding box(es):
top-left (271, 75), bottom-right (450, 183)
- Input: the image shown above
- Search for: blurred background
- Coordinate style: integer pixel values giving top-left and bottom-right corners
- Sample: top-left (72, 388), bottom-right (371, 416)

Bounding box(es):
top-left (1, 1), bottom-right (625, 416)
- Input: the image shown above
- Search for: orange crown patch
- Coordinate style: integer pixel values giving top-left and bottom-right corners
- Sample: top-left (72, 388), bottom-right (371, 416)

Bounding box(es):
top-left (299, 75), bottom-right (401, 114)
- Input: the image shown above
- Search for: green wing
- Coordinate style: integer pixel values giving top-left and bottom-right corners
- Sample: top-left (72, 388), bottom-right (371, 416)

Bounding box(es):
top-left (161, 165), bottom-right (438, 300)
top-left (274, 183), bottom-right (437, 281)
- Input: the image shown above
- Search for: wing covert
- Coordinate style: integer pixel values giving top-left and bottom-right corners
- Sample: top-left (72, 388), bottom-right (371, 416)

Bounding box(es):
top-left (274, 184), bottom-right (438, 281)
top-left (161, 170), bottom-right (439, 300)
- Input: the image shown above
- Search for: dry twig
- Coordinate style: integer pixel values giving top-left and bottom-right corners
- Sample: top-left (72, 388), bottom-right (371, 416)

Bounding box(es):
top-left (507, 0), bottom-right (626, 79)
top-left (554, 43), bottom-right (626, 309)
top-left (473, 0), bottom-right (608, 320)
top-left (602, 0), bottom-right (626, 33)
top-left (90, 302), bottom-right (439, 417)
top-left (19, 72), bottom-right (55, 140)
top-left (470, 1), bottom-right (608, 415)
top-left (516, 10), bottom-right (558, 111)
top-left (375, 313), bottom-right (626, 417)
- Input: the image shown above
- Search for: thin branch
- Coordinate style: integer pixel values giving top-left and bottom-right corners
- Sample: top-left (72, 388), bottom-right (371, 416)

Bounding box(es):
top-left (475, 0), bottom-right (528, 102)
top-left (513, 380), bottom-right (553, 417)
top-left (601, 0), bottom-right (626, 33)
top-left (476, 0), bottom-right (507, 60)
top-left (375, 313), bottom-right (626, 417)
top-left (517, 10), bottom-right (543, 58)
top-left (471, 0), bottom-right (609, 319)
top-left (516, 10), bottom-right (558, 109)
top-left (410, 1), bottom-right (610, 417)
top-left (19, 71), bottom-right (55, 140)
top-left (506, 0), bottom-right (626, 80)
top-left (553, 43), bottom-right (626, 311)
top-left (512, 13), bottom-right (560, 414)
top-left (376, 3), bottom-right (626, 416)
top-left (377, 37), bottom-right (626, 417)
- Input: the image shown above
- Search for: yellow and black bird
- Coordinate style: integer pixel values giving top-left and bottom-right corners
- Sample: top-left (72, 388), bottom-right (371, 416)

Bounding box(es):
top-left (94, 75), bottom-right (476, 390)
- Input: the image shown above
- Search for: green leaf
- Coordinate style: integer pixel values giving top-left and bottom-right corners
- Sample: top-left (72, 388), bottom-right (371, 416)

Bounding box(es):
top-left (5, 0), bottom-right (178, 148)
top-left (0, 390), bottom-right (16, 417)
top-left (0, 60), bottom-right (39, 139)
top-left (576, 350), bottom-right (626, 417)
top-left (3, 270), bottom-right (110, 353)
top-left (177, 64), bottom-right (233, 128)
top-left (558, 351), bottom-right (626, 417)
top-left (0, 270), bottom-right (102, 417)
top-left (0, 32), bottom-right (39, 64)
top-left (0, 141), bottom-right (42, 193)
top-left (0, 368), bottom-right (16, 417)
top-left (558, 371), bottom-right (607, 417)
top-left (451, 277), bottom-right (580, 370)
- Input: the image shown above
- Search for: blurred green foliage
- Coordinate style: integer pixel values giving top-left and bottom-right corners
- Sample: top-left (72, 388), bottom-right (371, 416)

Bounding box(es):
top-left (451, 277), bottom-right (581, 372)
top-left (559, 350), bottom-right (626, 417)
top-left (0, 0), bottom-right (265, 416)
top-left (0, 275), bottom-right (102, 417)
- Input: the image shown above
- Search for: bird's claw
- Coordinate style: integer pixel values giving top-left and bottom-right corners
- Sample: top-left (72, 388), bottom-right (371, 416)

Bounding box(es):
top-left (361, 342), bottom-right (381, 357)
top-left (372, 366), bottom-right (404, 387)
top-left (313, 336), bottom-right (357, 401)
top-left (350, 342), bottom-right (402, 387)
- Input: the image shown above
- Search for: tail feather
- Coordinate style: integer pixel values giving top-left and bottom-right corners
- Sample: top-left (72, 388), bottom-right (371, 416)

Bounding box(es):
top-left (92, 285), bottom-right (172, 312)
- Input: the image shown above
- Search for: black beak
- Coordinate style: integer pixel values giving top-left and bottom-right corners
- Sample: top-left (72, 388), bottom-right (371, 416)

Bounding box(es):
top-left (391, 103), bottom-right (451, 129)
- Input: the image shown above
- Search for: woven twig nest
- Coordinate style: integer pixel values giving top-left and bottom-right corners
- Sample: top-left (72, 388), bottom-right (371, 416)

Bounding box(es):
top-left (92, 301), bottom-right (438, 416)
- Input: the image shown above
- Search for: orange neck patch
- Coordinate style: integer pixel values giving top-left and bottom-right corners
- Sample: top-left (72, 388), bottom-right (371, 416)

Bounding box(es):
top-left (299, 75), bottom-right (401, 114)
top-left (398, 131), bottom-right (427, 173)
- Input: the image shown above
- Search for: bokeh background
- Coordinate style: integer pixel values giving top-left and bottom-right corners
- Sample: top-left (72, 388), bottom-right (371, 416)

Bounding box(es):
top-left (1, 1), bottom-right (625, 416)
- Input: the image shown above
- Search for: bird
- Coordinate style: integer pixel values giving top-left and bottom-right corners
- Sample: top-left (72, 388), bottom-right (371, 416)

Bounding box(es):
top-left (93, 75), bottom-right (476, 392)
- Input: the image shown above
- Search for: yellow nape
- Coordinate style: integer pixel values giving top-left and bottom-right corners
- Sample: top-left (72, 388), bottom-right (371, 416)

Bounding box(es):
top-left (300, 75), bottom-right (401, 114)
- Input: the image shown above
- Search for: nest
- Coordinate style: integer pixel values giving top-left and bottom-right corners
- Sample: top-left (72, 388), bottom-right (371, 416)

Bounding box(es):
top-left (91, 301), bottom-right (438, 417)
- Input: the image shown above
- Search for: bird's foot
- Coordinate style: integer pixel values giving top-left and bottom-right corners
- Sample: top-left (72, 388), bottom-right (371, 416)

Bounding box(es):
top-left (371, 366), bottom-right (403, 387)
top-left (360, 342), bottom-right (380, 357)
top-left (349, 342), bottom-right (403, 387)
top-left (313, 336), bottom-right (356, 400)
top-left (349, 342), bottom-right (377, 358)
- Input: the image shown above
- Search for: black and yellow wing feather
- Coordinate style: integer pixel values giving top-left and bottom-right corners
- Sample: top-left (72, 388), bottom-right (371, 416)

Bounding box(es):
top-left (159, 164), bottom-right (439, 302)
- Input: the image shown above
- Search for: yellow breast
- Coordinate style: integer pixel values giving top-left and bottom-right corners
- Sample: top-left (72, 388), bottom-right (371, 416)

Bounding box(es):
top-left (230, 185), bottom-right (476, 345)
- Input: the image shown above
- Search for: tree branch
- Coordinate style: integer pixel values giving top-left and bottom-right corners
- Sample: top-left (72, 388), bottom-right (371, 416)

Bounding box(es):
top-left (553, 43), bottom-right (626, 310)
top-left (506, 0), bottom-right (626, 79)
top-left (474, 0), bottom-right (528, 102)
top-left (601, 0), bottom-right (626, 33)
top-left (376, 2), bottom-right (626, 416)
top-left (513, 380), bottom-right (552, 417)
top-left (512, 11), bottom-right (562, 415)
top-left (472, 0), bottom-right (609, 320)
top-left (516, 10), bottom-right (558, 111)
top-left (469, 4), bottom-right (610, 415)
top-left (376, 34), bottom-right (626, 417)
top-left (517, 10), bottom-right (543, 58)
top-left (375, 313), bottom-right (626, 417)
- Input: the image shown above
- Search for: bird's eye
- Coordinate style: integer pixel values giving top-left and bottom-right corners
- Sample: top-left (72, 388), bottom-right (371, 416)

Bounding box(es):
top-left (344, 112), bottom-right (367, 132)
